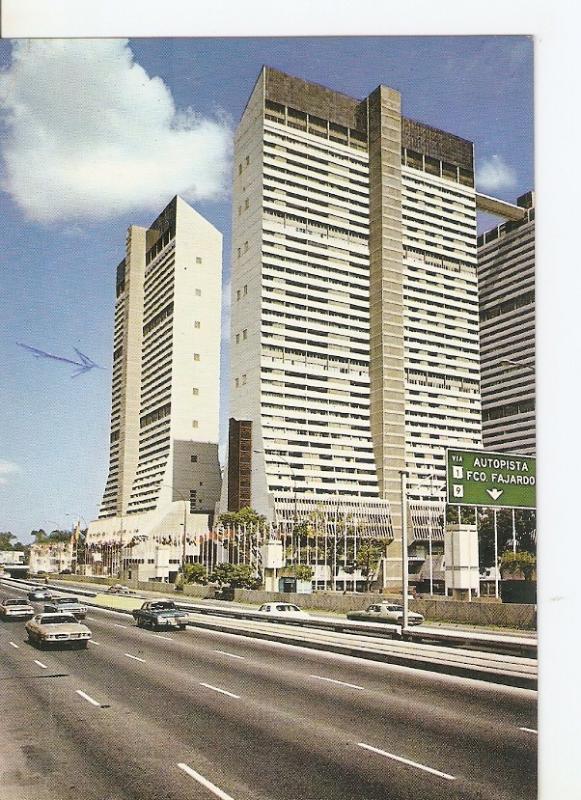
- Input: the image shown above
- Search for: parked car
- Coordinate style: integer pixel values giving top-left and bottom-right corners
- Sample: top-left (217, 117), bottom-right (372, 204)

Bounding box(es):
top-left (347, 603), bottom-right (424, 626)
top-left (257, 602), bottom-right (310, 618)
top-left (43, 596), bottom-right (88, 620)
top-left (25, 613), bottom-right (91, 649)
top-left (0, 597), bottom-right (35, 620)
top-left (28, 588), bottom-right (53, 601)
top-left (132, 600), bottom-right (190, 630)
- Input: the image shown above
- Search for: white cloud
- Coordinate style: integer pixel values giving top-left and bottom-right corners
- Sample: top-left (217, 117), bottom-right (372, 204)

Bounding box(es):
top-left (0, 40), bottom-right (232, 222)
top-left (0, 460), bottom-right (21, 486)
top-left (476, 154), bottom-right (517, 193)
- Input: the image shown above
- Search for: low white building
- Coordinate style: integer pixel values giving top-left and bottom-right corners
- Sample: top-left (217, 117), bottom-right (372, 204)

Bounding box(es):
top-left (29, 541), bottom-right (73, 575)
top-left (0, 550), bottom-right (26, 565)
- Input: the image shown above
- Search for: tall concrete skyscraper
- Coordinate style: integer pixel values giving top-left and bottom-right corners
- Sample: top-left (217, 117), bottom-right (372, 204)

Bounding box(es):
top-left (88, 197), bottom-right (222, 578)
top-left (222, 68), bottom-right (483, 584)
top-left (478, 192), bottom-right (535, 455)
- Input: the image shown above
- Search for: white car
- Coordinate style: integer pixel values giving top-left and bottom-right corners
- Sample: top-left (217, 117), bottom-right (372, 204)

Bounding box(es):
top-left (0, 598), bottom-right (35, 620)
top-left (257, 602), bottom-right (310, 618)
top-left (25, 613), bottom-right (92, 649)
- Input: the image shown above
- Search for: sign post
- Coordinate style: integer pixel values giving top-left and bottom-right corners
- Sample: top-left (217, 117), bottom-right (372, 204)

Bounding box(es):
top-left (446, 449), bottom-right (536, 510)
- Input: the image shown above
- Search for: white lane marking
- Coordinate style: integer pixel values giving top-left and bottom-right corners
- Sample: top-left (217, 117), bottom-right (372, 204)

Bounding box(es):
top-left (177, 763), bottom-right (234, 800)
top-left (519, 727), bottom-right (537, 734)
top-left (357, 742), bottom-right (456, 781)
top-left (113, 623), bottom-right (129, 628)
top-left (88, 640), bottom-right (101, 646)
top-left (124, 653), bottom-right (146, 663)
top-left (153, 634), bottom-right (174, 641)
top-left (86, 616), bottom-right (98, 622)
top-left (213, 649), bottom-right (245, 660)
top-left (310, 674), bottom-right (365, 690)
top-left (34, 660), bottom-right (48, 669)
top-left (199, 682), bottom-right (240, 699)
top-left (9, 641), bottom-right (19, 649)
top-left (76, 690), bottom-right (102, 707)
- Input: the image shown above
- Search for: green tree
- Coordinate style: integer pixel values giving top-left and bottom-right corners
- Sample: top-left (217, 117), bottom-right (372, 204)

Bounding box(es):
top-left (476, 509), bottom-right (536, 569)
top-left (281, 564), bottom-right (314, 581)
top-left (181, 562), bottom-right (208, 585)
top-left (219, 507), bottom-right (268, 530)
top-left (48, 530), bottom-right (73, 543)
top-left (30, 529), bottom-right (49, 543)
top-left (209, 562), bottom-right (261, 589)
top-left (0, 532), bottom-right (16, 550)
top-left (500, 550), bottom-right (536, 580)
top-left (355, 540), bottom-right (384, 592)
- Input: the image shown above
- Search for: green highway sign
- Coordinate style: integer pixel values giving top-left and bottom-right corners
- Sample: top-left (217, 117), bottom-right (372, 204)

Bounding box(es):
top-left (446, 448), bottom-right (536, 509)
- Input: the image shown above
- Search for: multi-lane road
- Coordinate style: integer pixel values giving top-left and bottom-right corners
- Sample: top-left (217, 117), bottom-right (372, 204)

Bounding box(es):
top-left (0, 584), bottom-right (537, 800)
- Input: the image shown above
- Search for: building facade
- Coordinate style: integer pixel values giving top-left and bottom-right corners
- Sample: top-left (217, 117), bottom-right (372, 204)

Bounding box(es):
top-left (222, 68), bottom-right (483, 584)
top-left (29, 541), bottom-right (73, 575)
top-left (478, 192), bottom-right (535, 455)
top-left (88, 197), bottom-right (223, 580)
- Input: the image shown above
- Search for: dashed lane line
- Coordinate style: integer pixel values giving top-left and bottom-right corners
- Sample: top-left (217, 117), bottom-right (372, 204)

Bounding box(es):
top-left (88, 640), bottom-right (101, 646)
top-left (177, 763), bottom-right (235, 800)
top-left (519, 727), bottom-right (537, 734)
top-left (124, 653), bottom-right (146, 663)
top-left (33, 660), bottom-right (48, 669)
top-left (310, 674), bottom-right (365, 690)
top-left (75, 690), bottom-right (102, 708)
top-left (213, 650), bottom-right (245, 660)
top-left (199, 682), bottom-right (240, 699)
top-left (9, 641), bottom-right (19, 649)
top-left (357, 742), bottom-right (456, 781)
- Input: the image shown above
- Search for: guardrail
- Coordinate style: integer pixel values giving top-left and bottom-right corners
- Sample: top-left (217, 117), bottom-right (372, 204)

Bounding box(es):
top-left (171, 600), bottom-right (536, 659)
top-left (2, 577), bottom-right (536, 659)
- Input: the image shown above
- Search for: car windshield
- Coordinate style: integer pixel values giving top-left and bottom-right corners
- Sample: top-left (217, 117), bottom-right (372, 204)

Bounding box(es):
top-left (40, 615), bottom-right (78, 625)
top-left (5, 599), bottom-right (26, 605)
top-left (284, 605), bottom-right (300, 612)
top-left (385, 606), bottom-right (402, 611)
top-left (55, 598), bottom-right (79, 604)
top-left (151, 603), bottom-right (174, 610)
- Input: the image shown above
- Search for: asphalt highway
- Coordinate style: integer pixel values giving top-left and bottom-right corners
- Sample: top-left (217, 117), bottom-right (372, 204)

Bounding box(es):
top-left (0, 585), bottom-right (537, 800)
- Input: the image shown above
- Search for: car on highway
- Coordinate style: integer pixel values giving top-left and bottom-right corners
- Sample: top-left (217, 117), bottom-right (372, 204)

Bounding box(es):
top-left (256, 602), bottom-right (310, 618)
top-left (0, 597), bottom-right (35, 620)
top-left (25, 613), bottom-right (92, 649)
top-left (106, 584), bottom-right (133, 595)
top-left (43, 596), bottom-right (88, 619)
top-left (132, 600), bottom-right (190, 630)
top-left (27, 587), bottom-right (53, 601)
top-left (347, 603), bottom-right (424, 626)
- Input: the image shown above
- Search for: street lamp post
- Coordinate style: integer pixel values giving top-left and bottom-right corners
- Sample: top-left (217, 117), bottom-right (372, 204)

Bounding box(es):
top-left (400, 470), bottom-right (409, 631)
top-left (65, 513), bottom-right (88, 574)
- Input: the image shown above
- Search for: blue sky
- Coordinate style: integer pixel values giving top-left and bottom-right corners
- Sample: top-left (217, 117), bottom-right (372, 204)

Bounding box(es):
top-left (0, 36), bottom-right (533, 541)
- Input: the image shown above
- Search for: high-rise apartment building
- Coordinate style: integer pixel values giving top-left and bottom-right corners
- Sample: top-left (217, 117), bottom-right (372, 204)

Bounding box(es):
top-left (478, 192), bottom-right (535, 455)
top-left (88, 197), bottom-right (222, 578)
top-left (222, 68), bottom-right (482, 582)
